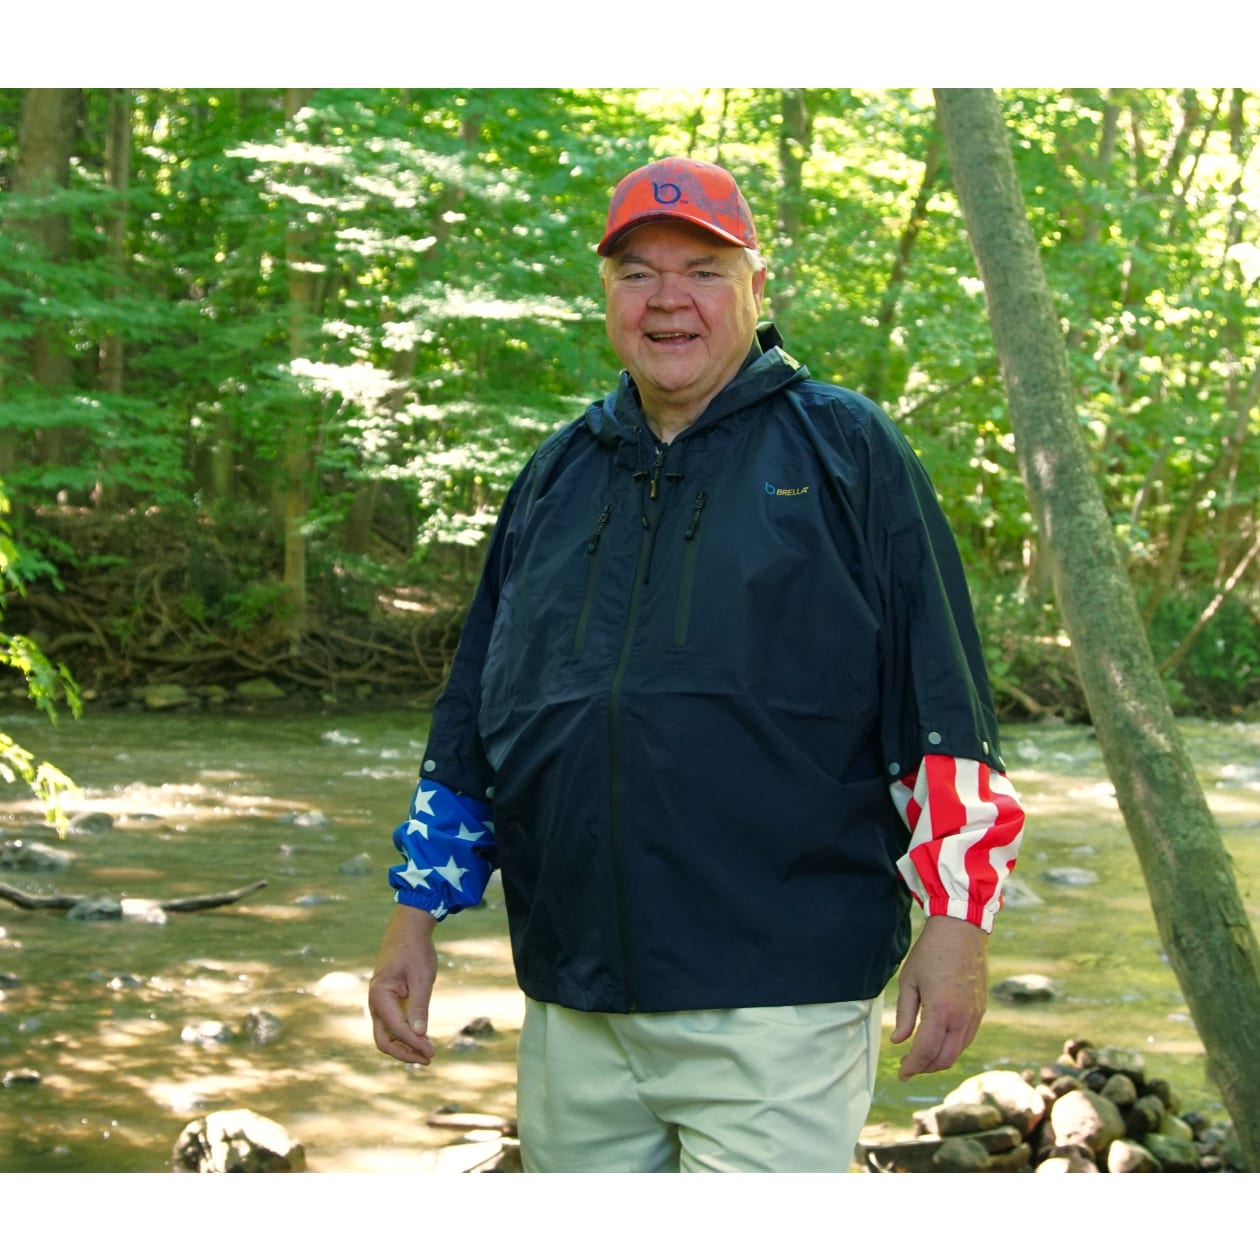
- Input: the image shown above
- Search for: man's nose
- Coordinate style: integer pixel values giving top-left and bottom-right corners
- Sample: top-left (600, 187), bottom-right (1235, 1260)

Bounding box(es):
top-left (648, 273), bottom-right (689, 308)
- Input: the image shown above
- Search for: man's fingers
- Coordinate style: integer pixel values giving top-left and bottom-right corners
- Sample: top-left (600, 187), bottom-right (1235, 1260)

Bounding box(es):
top-left (898, 1006), bottom-right (980, 1079)
top-left (889, 979), bottom-right (920, 1046)
top-left (369, 977), bottom-right (436, 1065)
top-left (899, 1019), bottom-right (948, 1079)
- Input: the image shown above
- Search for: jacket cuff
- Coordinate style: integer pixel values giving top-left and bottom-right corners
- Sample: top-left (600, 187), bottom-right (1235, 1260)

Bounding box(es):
top-left (387, 778), bottom-right (497, 921)
top-left (890, 754), bottom-right (1025, 933)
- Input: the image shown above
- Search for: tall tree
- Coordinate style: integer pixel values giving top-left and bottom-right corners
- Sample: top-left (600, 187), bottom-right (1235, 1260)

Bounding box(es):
top-left (99, 89), bottom-right (131, 399)
top-left (934, 86), bottom-right (1260, 1171)
top-left (772, 89), bottom-right (812, 342)
top-left (860, 129), bottom-right (942, 406)
top-left (12, 89), bottom-right (79, 476)
top-left (281, 87), bottom-right (318, 643)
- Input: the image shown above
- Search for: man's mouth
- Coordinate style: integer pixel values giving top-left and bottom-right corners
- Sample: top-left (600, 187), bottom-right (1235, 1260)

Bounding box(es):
top-left (646, 332), bottom-right (698, 342)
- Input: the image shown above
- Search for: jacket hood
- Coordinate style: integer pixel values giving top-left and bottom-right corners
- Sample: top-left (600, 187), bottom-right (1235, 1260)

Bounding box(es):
top-left (584, 323), bottom-right (810, 449)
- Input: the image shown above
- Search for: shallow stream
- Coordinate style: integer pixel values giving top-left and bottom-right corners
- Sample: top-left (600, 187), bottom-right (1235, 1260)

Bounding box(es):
top-left (1, 704), bottom-right (1257, 1172)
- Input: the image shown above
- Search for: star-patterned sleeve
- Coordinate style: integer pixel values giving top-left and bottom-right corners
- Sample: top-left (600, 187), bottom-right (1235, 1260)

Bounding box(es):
top-left (890, 754), bottom-right (1024, 933)
top-left (388, 778), bottom-right (497, 921)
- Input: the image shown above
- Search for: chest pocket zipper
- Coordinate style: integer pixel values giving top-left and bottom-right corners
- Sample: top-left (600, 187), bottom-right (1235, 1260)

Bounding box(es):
top-left (673, 491), bottom-right (707, 647)
top-left (572, 504), bottom-right (612, 656)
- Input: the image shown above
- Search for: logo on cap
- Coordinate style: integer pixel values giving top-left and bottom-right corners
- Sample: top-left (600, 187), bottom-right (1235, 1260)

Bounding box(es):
top-left (653, 182), bottom-right (683, 206)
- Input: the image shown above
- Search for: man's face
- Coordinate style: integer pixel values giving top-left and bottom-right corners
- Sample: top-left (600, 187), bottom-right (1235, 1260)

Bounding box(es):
top-left (602, 221), bottom-right (766, 428)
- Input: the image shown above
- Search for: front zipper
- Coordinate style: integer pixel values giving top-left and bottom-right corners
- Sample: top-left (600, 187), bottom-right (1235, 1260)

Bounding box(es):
top-left (606, 470), bottom-right (671, 1011)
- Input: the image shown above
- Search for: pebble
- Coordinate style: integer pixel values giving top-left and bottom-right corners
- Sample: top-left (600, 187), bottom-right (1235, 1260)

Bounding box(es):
top-left (1040, 867), bottom-right (1099, 886)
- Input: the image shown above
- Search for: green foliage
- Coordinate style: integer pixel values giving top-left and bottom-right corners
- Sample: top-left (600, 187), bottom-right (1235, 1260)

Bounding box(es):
top-left (222, 581), bottom-right (295, 633)
top-left (1, 87), bottom-right (1256, 713)
top-left (0, 483), bottom-right (79, 828)
top-left (1148, 593), bottom-right (1260, 710)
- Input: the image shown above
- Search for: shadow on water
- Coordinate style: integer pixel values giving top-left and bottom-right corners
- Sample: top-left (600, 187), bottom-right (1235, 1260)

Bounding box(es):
top-left (1, 705), bottom-right (1258, 1171)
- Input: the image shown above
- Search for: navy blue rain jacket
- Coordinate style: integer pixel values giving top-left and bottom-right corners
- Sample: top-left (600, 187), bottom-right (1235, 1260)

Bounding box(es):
top-left (420, 327), bottom-right (1005, 1014)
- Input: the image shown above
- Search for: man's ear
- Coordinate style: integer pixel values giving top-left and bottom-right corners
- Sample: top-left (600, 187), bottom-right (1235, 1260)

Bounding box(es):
top-left (751, 265), bottom-right (767, 312)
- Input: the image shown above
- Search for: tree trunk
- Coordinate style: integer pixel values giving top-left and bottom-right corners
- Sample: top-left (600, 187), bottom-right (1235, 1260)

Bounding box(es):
top-left (772, 89), bottom-right (812, 343)
top-left (282, 88), bottom-right (318, 644)
top-left (934, 87), bottom-right (1260, 1172)
top-left (861, 131), bottom-right (942, 405)
top-left (99, 90), bottom-right (131, 398)
top-left (94, 88), bottom-right (133, 508)
top-left (13, 88), bottom-right (80, 477)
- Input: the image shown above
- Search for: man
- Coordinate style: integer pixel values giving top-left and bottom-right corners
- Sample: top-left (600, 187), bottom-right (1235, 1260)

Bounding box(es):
top-left (369, 157), bottom-right (1024, 1173)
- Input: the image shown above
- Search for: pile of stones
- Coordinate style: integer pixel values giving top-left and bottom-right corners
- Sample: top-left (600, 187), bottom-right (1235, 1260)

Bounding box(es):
top-left (857, 1037), bottom-right (1244, 1172)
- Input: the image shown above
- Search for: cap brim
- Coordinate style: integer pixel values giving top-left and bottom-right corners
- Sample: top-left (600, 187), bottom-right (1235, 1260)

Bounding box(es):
top-left (597, 212), bottom-right (751, 256)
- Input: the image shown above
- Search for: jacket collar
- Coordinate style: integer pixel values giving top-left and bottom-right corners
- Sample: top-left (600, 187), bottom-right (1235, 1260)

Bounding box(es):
top-left (587, 324), bottom-right (808, 448)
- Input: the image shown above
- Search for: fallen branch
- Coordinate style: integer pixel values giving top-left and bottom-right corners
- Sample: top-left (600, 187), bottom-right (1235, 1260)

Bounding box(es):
top-left (0, 878), bottom-right (268, 915)
top-left (159, 879), bottom-right (269, 913)
top-left (991, 674), bottom-right (1051, 717)
top-left (0, 883), bottom-right (78, 910)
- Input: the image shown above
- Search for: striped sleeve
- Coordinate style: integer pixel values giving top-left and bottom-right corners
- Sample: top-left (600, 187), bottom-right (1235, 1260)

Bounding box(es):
top-left (890, 754), bottom-right (1024, 933)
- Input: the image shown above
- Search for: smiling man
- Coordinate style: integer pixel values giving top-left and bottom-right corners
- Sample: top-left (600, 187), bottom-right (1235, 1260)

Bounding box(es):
top-left (601, 227), bottom-right (766, 440)
top-left (369, 157), bottom-right (1025, 1173)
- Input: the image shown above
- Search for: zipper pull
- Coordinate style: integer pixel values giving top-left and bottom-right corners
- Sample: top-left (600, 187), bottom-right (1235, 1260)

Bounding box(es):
top-left (586, 504), bottom-right (612, 554)
top-left (685, 491), bottom-right (707, 540)
top-left (648, 445), bottom-right (667, 500)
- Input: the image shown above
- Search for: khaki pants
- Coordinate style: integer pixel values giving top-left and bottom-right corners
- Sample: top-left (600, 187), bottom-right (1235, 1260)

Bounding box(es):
top-left (516, 996), bottom-right (882, 1172)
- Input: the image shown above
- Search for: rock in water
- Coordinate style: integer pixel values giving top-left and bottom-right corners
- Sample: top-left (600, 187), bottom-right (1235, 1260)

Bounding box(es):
top-left (66, 896), bottom-right (123, 920)
top-left (172, 1109), bottom-right (305, 1172)
top-left (142, 683), bottom-right (194, 710)
top-left (991, 974), bottom-right (1058, 1003)
top-left (996, 876), bottom-right (1043, 908)
top-left (235, 678), bottom-right (287, 703)
top-left (0, 840), bottom-right (71, 873)
top-left (244, 1009), bottom-right (285, 1045)
top-left (1040, 867), bottom-right (1098, 886)
top-left (67, 812), bottom-right (115, 835)
top-left (180, 1020), bottom-right (237, 1045)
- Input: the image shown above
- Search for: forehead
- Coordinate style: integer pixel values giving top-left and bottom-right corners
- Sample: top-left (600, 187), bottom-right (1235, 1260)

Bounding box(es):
top-left (609, 220), bottom-right (744, 265)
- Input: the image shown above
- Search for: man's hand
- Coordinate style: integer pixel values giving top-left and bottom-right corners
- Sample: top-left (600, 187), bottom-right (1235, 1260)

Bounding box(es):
top-left (368, 903), bottom-right (440, 1066)
top-left (890, 915), bottom-right (989, 1080)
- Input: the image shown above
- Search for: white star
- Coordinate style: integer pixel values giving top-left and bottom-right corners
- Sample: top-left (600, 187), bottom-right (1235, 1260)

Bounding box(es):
top-left (434, 855), bottom-right (469, 891)
top-left (405, 819), bottom-right (429, 838)
top-left (455, 822), bottom-right (484, 843)
top-left (411, 785), bottom-right (436, 816)
top-left (397, 860), bottom-right (433, 890)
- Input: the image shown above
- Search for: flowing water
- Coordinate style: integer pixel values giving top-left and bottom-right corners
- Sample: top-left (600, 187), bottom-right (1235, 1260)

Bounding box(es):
top-left (1, 703), bottom-right (1258, 1173)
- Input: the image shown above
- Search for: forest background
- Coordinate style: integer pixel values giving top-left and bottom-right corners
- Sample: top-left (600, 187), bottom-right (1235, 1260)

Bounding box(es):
top-left (2, 86), bottom-right (1258, 788)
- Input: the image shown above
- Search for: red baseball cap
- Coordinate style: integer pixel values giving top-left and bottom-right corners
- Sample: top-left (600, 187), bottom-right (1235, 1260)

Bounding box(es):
top-left (597, 157), bottom-right (759, 256)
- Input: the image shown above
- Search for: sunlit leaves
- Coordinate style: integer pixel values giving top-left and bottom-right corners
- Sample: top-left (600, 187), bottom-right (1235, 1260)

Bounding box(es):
top-left (0, 86), bottom-right (1254, 707)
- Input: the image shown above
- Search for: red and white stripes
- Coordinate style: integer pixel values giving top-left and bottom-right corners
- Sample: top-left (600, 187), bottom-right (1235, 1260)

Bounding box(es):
top-left (891, 755), bottom-right (1025, 932)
